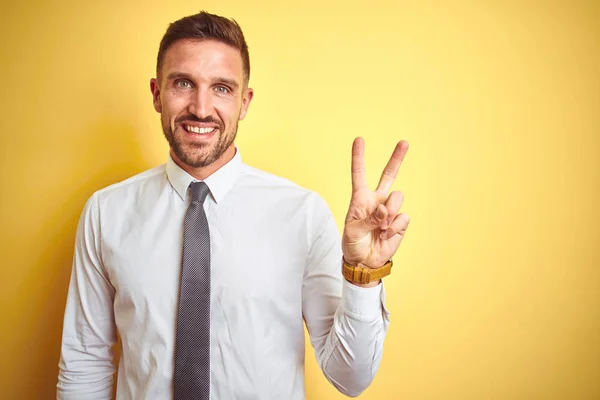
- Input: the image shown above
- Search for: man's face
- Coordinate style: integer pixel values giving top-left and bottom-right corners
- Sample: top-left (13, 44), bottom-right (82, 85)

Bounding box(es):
top-left (150, 39), bottom-right (253, 169)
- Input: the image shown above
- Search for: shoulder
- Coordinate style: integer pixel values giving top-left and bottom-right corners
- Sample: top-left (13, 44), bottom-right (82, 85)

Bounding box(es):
top-left (238, 163), bottom-right (303, 189)
top-left (235, 163), bottom-right (334, 218)
top-left (237, 164), bottom-right (327, 204)
top-left (91, 163), bottom-right (166, 205)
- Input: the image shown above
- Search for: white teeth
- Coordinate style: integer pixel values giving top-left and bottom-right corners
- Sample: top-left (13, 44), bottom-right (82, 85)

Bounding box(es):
top-left (185, 125), bottom-right (215, 134)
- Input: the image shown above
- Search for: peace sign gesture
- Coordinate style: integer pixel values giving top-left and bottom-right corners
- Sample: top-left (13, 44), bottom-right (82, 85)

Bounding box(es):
top-left (342, 138), bottom-right (410, 272)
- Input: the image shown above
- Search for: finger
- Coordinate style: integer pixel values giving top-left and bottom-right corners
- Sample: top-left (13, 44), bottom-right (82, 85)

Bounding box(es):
top-left (362, 204), bottom-right (388, 231)
top-left (380, 213), bottom-right (410, 240)
top-left (376, 140), bottom-right (409, 194)
top-left (384, 191), bottom-right (404, 228)
top-left (351, 137), bottom-right (368, 192)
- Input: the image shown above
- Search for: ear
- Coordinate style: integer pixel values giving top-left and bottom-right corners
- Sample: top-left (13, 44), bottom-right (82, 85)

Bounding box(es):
top-left (150, 78), bottom-right (162, 113)
top-left (239, 87), bottom-right (254, 121)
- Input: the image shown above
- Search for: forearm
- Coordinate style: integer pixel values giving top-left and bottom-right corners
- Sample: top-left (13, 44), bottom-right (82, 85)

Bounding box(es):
top-left (57, 193), bottom-right (117, 399)
top-left (316, 280), bottom-right (390, 397)
top-left (57, 280), bottom-right (117, 399)
top-left (57, 363), bottom-right (114, 400)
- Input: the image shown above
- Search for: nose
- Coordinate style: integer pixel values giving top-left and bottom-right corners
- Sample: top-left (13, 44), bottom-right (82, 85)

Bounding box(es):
top-left (188, 87), bottom-right (213, 119)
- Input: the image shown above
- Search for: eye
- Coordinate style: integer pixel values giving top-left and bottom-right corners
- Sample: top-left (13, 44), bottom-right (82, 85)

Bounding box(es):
top-left (215, 85), bottom-right (229, 94)
top-left (175, 80), bottom-right (193, 89)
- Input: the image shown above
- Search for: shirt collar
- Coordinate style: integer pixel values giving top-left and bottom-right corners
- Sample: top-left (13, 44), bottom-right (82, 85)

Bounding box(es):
top-left (166, 148), bottom-right (242, 204)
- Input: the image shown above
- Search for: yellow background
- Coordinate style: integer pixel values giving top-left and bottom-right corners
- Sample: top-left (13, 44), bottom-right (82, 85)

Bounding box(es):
top-left (1, 0), bottom-right (598, 399)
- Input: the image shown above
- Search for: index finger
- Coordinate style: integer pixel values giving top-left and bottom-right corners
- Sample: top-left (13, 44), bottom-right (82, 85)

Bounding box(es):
top-left (351, 137), bottom-right (368, 192)
top-left (376, 140), bottom-right (409, 193)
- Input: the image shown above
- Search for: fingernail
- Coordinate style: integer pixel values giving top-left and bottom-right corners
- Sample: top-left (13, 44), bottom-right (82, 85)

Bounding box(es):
top-left (376, 207), bottom-right (384, 218)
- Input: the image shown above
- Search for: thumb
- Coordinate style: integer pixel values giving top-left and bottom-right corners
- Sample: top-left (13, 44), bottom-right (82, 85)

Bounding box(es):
top-left (364, 204), bottom-right (388, 230)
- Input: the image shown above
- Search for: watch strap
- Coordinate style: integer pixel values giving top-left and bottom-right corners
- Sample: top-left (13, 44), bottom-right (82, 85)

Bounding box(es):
top-left (342, 259), bottom-right (393, 284)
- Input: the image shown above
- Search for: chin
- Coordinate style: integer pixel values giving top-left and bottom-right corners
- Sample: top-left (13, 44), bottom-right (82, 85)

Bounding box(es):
top-left (181, 152), bottom-right (215, 168)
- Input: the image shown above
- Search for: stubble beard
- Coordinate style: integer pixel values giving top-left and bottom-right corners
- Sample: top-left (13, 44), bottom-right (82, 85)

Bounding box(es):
top-left (162, 116), bottom-right (239, 168)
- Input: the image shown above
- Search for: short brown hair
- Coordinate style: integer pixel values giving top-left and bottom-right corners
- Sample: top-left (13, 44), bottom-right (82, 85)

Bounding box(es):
top-left (156, 11), bottom-right (250, 84)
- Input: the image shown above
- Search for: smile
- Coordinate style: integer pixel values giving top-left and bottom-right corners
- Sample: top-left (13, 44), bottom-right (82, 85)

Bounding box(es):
top-left (184, 125), bottom-right (216, 134)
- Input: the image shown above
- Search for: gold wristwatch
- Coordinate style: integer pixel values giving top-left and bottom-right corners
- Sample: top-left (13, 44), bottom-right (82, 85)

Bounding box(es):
top-left (342, 259), bottom-right (393, 284)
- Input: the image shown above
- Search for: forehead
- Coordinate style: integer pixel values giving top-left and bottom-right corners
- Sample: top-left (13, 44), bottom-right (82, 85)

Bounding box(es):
top-left (161, 39), bottom-right (244, 81)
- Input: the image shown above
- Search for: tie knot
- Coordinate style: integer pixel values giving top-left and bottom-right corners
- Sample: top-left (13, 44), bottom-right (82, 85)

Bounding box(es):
top-left (189, 181), bottom-right (210, 203)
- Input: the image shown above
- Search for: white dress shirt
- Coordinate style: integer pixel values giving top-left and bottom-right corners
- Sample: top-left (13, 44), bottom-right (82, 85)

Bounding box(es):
top-left (57, 149), bottom-right (390, 399)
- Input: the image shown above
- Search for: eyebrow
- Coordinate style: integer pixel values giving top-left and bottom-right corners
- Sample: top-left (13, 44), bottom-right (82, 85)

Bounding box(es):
top-left (165, 72), bottom-right (240, 91)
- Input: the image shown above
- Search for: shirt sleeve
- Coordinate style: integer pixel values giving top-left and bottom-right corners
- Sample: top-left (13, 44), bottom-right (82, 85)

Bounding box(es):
top-left (302, 193), bottom-right (391, 397)
top-left (57, 193), bottom-right (117, 399)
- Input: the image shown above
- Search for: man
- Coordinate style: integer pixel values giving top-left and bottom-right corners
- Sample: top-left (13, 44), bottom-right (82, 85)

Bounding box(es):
top-left (57, 11), bottom-right (410, 400)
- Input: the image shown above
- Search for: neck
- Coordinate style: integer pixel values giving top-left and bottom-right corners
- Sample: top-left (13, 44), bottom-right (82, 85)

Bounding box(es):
top-left (170, 145), bottom-right (236, 181)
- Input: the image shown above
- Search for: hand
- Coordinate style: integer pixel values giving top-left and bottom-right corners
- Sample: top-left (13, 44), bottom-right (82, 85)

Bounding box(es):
top-left (342, 137), bottom-right (410, 269)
